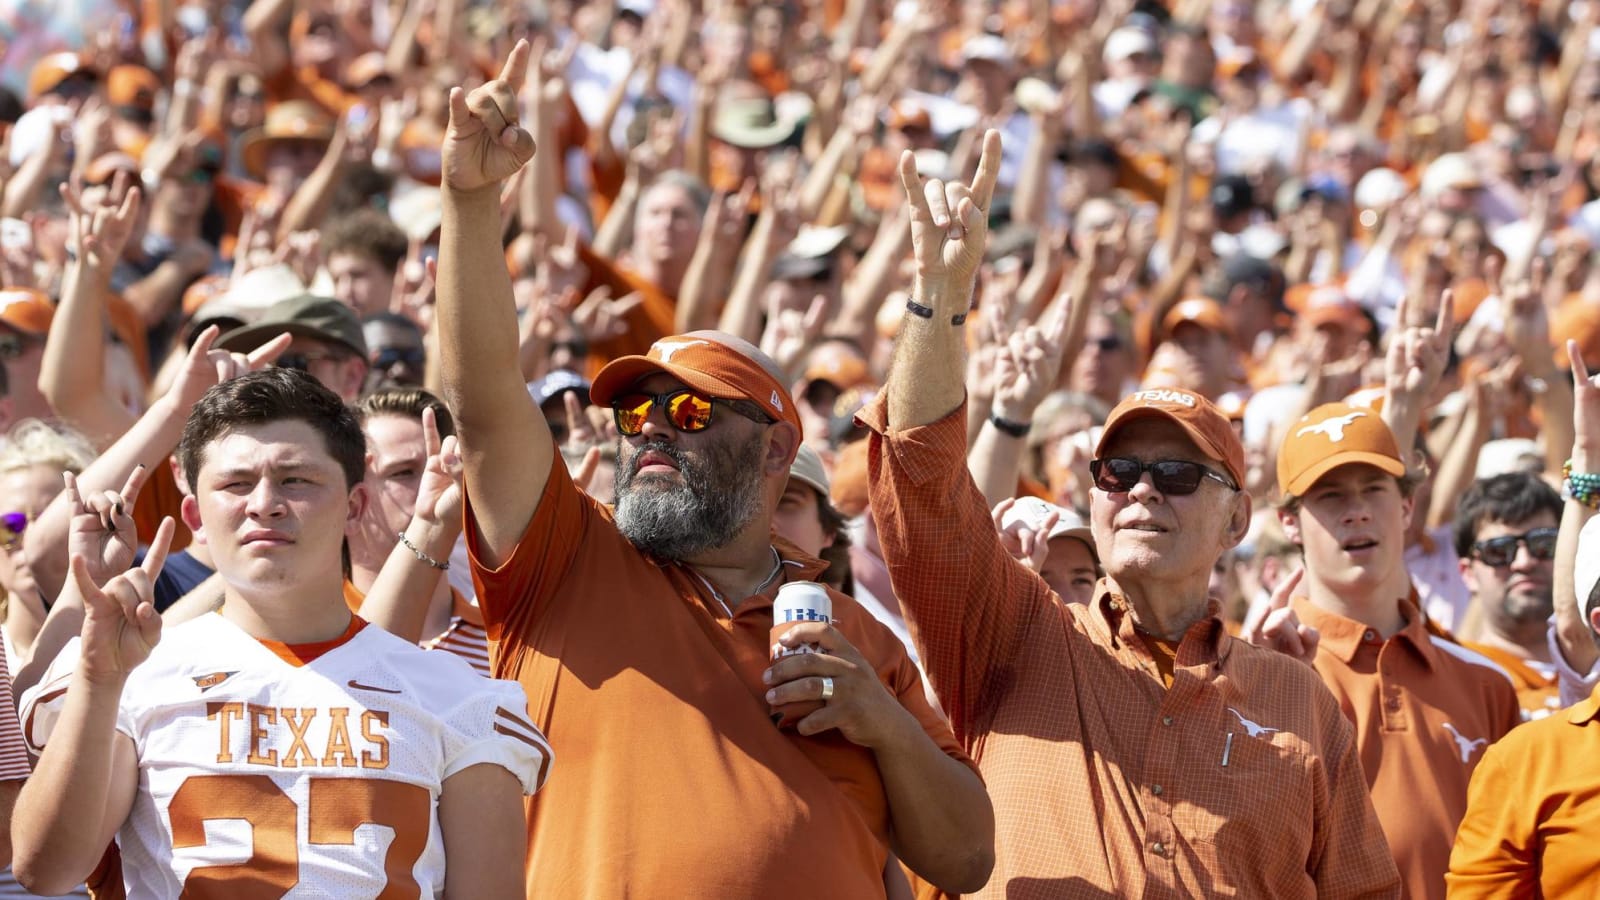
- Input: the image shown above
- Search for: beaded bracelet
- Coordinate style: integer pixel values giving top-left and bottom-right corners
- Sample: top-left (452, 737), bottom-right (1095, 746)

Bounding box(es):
top-left (1562, 460), bottom-right (1600, 510)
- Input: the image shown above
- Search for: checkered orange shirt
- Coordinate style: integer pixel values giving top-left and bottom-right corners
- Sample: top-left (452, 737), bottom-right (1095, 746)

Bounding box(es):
top-left (861, 397), bottom-right (1399, 899)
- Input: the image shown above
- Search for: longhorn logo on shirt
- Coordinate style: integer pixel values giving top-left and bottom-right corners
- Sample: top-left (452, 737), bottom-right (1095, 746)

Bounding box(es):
top-left (1296, 411), bottom-right (1367, 442)
top-left (1227, 707), bottom-right (1280, 738)
top-left (191, 671), bottom-right (238, 692)
top-left (1442, 723), bottom-right (1488, 763)
top-left (652, 339), bottom-right (709, 362)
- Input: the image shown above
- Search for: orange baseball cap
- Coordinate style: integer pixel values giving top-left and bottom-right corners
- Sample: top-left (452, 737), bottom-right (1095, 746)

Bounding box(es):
top-left (0, 288), bottom-right (54, 334)
top-left (1301, 286), bottom-right (1373, 335)
top-left (107, 65), bottom-right (160, 111)
top-left (83, 152), bottom-right (140, 186)
top-left (28, 52), bottom-right (93, 100)
top-left (1096, 388), bottom-right (1246, 488)
top-left (801, 345), bottom-right (871, 390)
top-left (590, 331), bottom-right (803, 433)
top-left (1277, 402), bottom-right (1405, 497)
top-left (1162, 297), bottom-right (1233, 338)
top-left (1553, 299), bottom-right (1600, 371)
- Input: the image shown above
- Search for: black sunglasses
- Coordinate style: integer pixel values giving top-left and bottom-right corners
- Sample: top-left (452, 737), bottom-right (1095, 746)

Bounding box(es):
top-left (1472, 528), bottom-right (1559, 567)
top-left (1090, 457), bottom-right (1237, 495)
top-left (372, 346), bottom-right (426, 369)
top-left (1089, 335), bottom-right (1124, 352)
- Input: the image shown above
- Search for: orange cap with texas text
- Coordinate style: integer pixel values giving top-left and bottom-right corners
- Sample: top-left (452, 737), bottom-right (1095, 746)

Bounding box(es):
top-left (1096, 388), bottom-right (1246, 488)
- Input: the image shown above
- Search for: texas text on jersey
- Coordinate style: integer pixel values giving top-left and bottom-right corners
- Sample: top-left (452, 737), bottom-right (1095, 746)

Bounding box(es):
top-left (21, 613), bottom-right (551, 898)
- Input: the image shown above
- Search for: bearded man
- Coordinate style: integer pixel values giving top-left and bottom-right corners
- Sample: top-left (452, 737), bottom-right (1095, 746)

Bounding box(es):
top-left (433, 42), bottom-right (993, 899)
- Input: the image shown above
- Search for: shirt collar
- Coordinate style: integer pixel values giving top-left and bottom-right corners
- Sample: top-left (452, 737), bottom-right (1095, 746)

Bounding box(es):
top-left (1569, 682), bottom-right (1600, 725)
top-left (1094, 583), bottom-right (1231, 667)
top-left (1292, 592), bottom-right (1435, 670)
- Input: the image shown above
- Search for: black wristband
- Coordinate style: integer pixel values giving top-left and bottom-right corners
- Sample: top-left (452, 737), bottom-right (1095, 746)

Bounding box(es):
top-left (989, 414), bottom-right (1031, 438)
top-left (906, 297), bottom-right (969, 325)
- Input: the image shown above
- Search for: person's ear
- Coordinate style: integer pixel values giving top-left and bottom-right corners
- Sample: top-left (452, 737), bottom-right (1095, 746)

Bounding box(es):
top-left (180, 494), bottom-right (204, 542)
top-left (345, 482), bottom-right (369, 532)
top-left (764, 420), bottom-right (801, 479)
top-left (1277, 506), bottom-right (1302, 547)
top-left (1220, 491), bottom-right (1252, 550)
top-left (1399, 489), bottom-right (1417, 531)
top-left (1459, 556), bottom-right (1481, 594)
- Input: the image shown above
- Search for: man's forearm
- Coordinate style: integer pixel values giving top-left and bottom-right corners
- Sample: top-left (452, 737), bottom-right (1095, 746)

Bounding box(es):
top-left (874, 713), bottom-right (995, 894)
top-left (361, 517), bottom-right (457, 643)
top-left (886, 284), bottom-right (968, 431)
top-left (1553, 498), bottom-right (1599, 674)
top-left (12, 675), bottom-right (129, 894)
top-left (440, 187), bottom-right (533, 424)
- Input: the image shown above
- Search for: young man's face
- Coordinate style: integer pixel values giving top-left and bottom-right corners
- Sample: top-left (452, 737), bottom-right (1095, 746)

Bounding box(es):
top-left (1040, 536), bottom-right (1098, 605)
top-left (184, 420), bottom-right (364, 596)
top-left (1460, 512), bottom-right (1558, 632)
top-left (329, 251), bottom-right (397, 318)
top-left (361, 414), bottom-right (427, 539)
top-left (773, 479), bottom-right (833, 559)
top-left (1281, 464), bottom-right (1413, 592)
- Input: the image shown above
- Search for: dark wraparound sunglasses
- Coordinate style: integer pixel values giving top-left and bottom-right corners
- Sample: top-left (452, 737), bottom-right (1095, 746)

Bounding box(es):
top-left (611, 388), bottom-right (770, 437)
top-left (1090, 457), bottom-right (1238, 495)
top-left (1472, 528), bottom-right (1558, 567)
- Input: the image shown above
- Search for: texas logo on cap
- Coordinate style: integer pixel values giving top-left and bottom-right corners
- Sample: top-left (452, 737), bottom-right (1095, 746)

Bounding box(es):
top-left (1278, 402), bottom-right (1406, 496)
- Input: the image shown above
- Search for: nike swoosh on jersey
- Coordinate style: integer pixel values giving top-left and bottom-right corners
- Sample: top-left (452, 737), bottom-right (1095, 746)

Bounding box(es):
top-left (347, 680), bottom-right (403, 694)
top-left (192, 671), bottom-right (239, 691)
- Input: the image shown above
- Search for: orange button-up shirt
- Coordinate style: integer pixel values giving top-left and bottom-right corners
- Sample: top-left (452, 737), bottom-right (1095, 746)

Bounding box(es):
top-left (1446, 681), bottom-right (1600, 897)
top-left (862, 398), bottom-right (1398, 899)
top-left (466, 455), bottom-right (974, 899)
top-left (1461, 642), bottom-right (1562, 722)
top-left (1292, 599), bottom-right (1523, 900)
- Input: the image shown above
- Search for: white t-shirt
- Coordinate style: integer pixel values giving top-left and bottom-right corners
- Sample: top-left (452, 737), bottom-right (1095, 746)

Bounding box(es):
top-left (21, 614), bottom-right (550, 899)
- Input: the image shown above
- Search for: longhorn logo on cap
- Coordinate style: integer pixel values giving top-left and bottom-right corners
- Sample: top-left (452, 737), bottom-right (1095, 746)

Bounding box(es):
top-left (653, 339), bottom-right (709, 362)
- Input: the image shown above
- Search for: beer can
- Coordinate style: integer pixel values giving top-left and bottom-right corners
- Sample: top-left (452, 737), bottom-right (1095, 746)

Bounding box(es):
top-left (769, 582), bottom-right (833, 728)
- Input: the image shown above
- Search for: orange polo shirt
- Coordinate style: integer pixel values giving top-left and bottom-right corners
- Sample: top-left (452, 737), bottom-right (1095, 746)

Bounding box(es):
top-left (1461, 642), bottom-right (1562, 722)
top-left (1292, 598), bottom-right (1522, 900)
top-left (1446, 681), bottom-right (1600, 897)
top-left (862, 397), bottom-right (1399, 899)
top-left (465, 456), bottom-right (973, 898)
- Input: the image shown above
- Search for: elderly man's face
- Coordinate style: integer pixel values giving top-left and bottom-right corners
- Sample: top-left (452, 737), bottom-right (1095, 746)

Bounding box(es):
top-left (1090, 418), bottom-right (1245, 591)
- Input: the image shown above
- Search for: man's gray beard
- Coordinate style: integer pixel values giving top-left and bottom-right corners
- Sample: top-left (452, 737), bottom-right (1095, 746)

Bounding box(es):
top-left (612, 436), bottom-right (765, 561)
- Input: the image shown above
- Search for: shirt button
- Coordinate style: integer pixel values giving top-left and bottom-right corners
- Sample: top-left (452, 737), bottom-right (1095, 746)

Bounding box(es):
top-left (1363, 629), bottom-right (1377, 642)
top-left (1151, 784), bottom-right (1165, 796)
top-left (1151, 841), bottom-right (1166, 856)
top-left (1162, 715), bottom-right (1174, 726)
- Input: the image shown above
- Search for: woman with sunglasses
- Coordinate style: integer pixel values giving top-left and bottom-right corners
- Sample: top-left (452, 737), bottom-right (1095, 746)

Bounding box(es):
top-left (1272, 402), bottom-right (1520, 900)
top-left (0, 420), bottom-right (96, 666)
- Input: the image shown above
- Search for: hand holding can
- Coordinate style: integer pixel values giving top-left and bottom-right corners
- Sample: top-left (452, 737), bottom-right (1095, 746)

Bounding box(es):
top-left (769, 582), bottom-right (832, 727)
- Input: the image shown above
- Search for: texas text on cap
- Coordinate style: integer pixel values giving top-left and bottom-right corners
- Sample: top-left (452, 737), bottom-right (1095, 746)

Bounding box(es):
top-left (590, 331), bottom-right (803, 433)
top-left (1096, 388), bottom-right (1247, 489)
top-left (1276, 402), bottom-right (1406, 497)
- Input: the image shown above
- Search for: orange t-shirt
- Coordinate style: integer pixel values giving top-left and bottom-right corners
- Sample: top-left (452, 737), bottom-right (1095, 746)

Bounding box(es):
top-left (575, 243), bottom-right (678, 377)
top-left (1447, 681), bottom-right (1600, 896)
top-left (860, 395), bottom-right (1399, 899)
top-left (131, 461), bottom-right (192, 554)
top-left (464, 456), bottom-right (973, 898)
top-left (1462, 642), bottom-right (1562, 723)
top-left (1292, 598), bottom-right (1523, 900)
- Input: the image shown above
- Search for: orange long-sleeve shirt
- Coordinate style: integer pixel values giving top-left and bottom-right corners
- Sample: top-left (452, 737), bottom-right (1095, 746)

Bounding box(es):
top-left (861, 396), bottom-right (1399, 899)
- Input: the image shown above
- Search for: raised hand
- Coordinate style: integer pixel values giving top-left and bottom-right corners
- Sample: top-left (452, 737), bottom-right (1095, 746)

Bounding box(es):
top-left (412, 406), bottom-right (464, 529)
top-left (991, 293), bottom-right (1073, 423)
top-left (65, 467), bottom-right (151, 587)
top-left (168, 324), bottom-right (293, 410)
top-left (62, 172), bottom-right (141, 272)
top-left (764, 622), bottom-right (918, 747)
top-left (1385, 288), bottom-right (1454, 406)
top-left (760, 291), bottom-right (827, 377)
top-left (74, 516), bottom-right (174, 684)
top-left (899, 129), bottom-right (1001, 312)
top-left (442, 39), bottom-right (537, 194)
top-left (1570, 341), bottom-right (1600, 473)
top-left (1242, 567), bottom-right (1319, 666)
top-left (1501, 259), bottom-right (1555, 377)
top-left (569, 286), bottom-right (644, 343)
top-left (992, 497), bottom-right (1057, 574)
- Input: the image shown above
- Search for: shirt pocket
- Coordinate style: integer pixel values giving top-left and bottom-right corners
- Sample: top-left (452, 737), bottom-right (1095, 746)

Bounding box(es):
top-left (1171, 729), bottom-right (1313, 851)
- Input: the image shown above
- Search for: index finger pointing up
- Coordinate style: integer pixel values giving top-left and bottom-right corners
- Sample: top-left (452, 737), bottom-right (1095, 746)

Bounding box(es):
top-left (499, 39), bottom-right (531, 91)
top-left (897, 149), bottom-right (928, 213)
top-left (969, 130), bottom-right (1003, 212)
top-left (64, 470), bottom-right (85, 516)
top-left (119, 464), bottom-right (150, 509)
top-left (1570, 339), bottom-right (1591, 384)
top-left (141, 517), bottom-right (176, 580)
top-left (1435, 289), bottom-right (1454, 337)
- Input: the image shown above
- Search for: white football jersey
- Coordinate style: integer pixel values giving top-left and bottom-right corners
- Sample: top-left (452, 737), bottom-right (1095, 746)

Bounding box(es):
top-left (21, 614), bottom-right (550, 899)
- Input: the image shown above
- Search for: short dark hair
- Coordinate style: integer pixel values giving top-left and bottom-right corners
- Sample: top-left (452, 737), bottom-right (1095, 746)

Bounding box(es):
top-left (1452, 472), bottom-right (1563, 559)
top-left (178, 368), bottom-right (366, 492)
top-left (355, 387), bottom-right (455, 438)
top-left (323, 208), bottom-right (408, 273)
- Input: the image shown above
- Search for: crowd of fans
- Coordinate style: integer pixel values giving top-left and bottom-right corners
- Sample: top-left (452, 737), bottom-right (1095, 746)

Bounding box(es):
top-left (0, 0), bottom-right (1597, 896)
